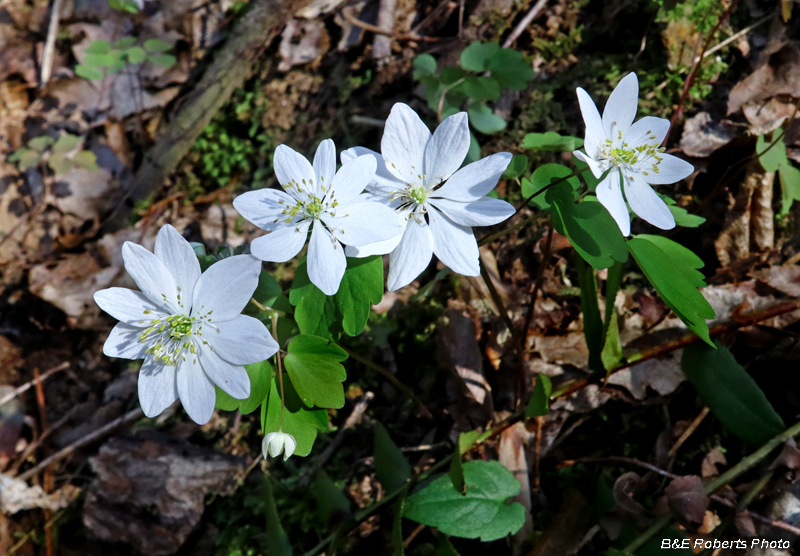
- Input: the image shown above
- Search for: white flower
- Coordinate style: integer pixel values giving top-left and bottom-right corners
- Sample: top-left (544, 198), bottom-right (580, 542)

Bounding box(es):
top-left (262, 431), bottom-right (297, 461)
top-left (233, 139), bottom-right (405, 296)
top-left (343, 103), bottom-right (515, 291)
top-left (93, 224), bottom-right (278, 425)
top-left (573, 72), bottom-right (694, 236)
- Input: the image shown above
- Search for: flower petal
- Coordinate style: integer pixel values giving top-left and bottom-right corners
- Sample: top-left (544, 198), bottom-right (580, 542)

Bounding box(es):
top-left (341, 146), bottom-right (404, 197)
top-left (94, 287), bottom-right (169, 325)
top-left (381, 103), bottom-right (430, 183)
top-left (273, 144), bottom-right (316, 202)
top-left (625, 116), bottom-right (671, 148)
top-left (200, 348), bottom-right (250, 399)
top-left (576, 87), bottom-right (606, 158)
top-left (643, 153), bottom-right (694, 185)
top-left (623, 172), bottom-right (676, 230)
top-left (307, 224), bottom-right (347, 296)
top-left (154, 224), bottom-right (201, 307)
top-left (431, 152), bottom-right (512, 202)
top-left (192, 254), bottom-right (262, 321)
top-left (345, 232), bottom-right (404, 257)
top-left (328, 154), bottom-right (376, 205)
top-left (138, 357), bottom-right (178, 418)
top-left (387, 218), bottom-right (433, 291)
top-left (313, 139), bottom-right (336, 198)
top-left (103, 323), bottom-right (149, 359)
top-left (233, 188), bottom-right (302, 232)
top-left (428, 205), bottom-right (480, 276)
top-left (121, 242), bottom-right (179, 313)
top-left (424, 111), bottom-right (470, 188)
top-left (596, 169), bottom-right (630, 236)
top-left (176, 356), bottom-right (216, 424)
top-left (428, 196), bottom-right (515, 227)
top-left (573, 150), bottom-right (606, 180)
top-left (322, 201), bottom-right (405, 246)
top-left (250, 220), bottom-right (311, 263)
top-left (207, 315), bottom-right (278, 365)
top-left (603, 72), bottom-right (639, 138)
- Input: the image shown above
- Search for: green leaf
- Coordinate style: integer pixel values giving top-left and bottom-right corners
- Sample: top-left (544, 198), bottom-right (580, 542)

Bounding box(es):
top-left (239, 360), bottom-right (274, 414)
top-left (392, 494), bottom-right (407, 556)
top-left (83, 53), bottom-right (116, 67)
top-left (264, 480), bottom-right (294, 556)
top-left (682, 342), bottom-right (785, 446)
top-left (669, 204), bottom-right (706, 227)
top-left (547, 186), bottom-right (629, 269)
top-left (487, 48), bottom-right (534, 90)
top-left (144, 38), bottom-right (174, 53)
top-left (440, 66), bottom-right (467, 86)
top-left (779, 164), bottom-right (800, 216)
top-left (601, 310), bottom-right (622, 372)
top-left (462, 76), bottom-right (501, 101)
top-left (51, 135), bottom-right (80, 155)
top-left (72, 150), bottom-right (99, 171)
top-left (48, 153), bottom-right (73, 175)
top-left (250, 270), bottom-right (292, 314)
top-left (75, 64), bottom-right (105, 80)
top-left (501, 154), bottom-right (528, 179)
top-left (148, 54), bottom-right (177, 68)
top-left (448, 444), bottom-right (465, 495)
top-left (313, 470), bottom-right (352, 524)
top-left (374, 422), bottom-right (412, 491)
top-left (573, 156), bottom-right (602, 191)
top-left (283, 334), bottom-right (347, 409)
top-left (627, 235), bottom-right (715, 345)
top-left (756, 131), bottom-right (788, 172)
top-left (465, 131), bottom-right (481, 164)
top-left (215, 385), bottom-right (239, 411)
top-left (522, 131), bottom-right (583, 151)
top-left (28, 136), bottom-right (54, 152)
top-left (403, 460), bottom-right (526, 541)
top-left (526, 374), bottom-right (552, 418)
top-left (413, 54), bottom-right (437, 79)
top-left (520, 163), bottom-right (579, 209)
top-left (576, 256), bottom-right (604, 370)
top-left (460, 41), bottom-right (500, 72)
top-left (125, 46), bottom-right (147, 64)
top-left (84, 40), bottom-right (112, 55)
top-left (113, 37), bottom-right (137, 49)
top-left (17, 149), bottom-right (41, 170)
top-left (468, 103), bottom-right (506, 135)
top-left (261, 377), bottom-right (328, 457)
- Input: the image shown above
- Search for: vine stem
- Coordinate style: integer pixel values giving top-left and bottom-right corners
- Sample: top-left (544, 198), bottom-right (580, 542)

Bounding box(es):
top-left (271, 314), bottom-right (286, 427)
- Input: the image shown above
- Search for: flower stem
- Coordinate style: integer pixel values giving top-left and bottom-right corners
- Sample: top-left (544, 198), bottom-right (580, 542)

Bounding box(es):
top-left (270, 314), bottom-right (286, 428)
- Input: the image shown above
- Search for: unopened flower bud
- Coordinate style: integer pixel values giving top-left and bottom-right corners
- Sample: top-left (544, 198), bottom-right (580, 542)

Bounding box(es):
top-left (262, 431), bottom-right (297, 461)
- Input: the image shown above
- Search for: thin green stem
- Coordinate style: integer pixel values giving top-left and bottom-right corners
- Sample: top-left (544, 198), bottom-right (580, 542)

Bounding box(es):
top-left (271, 314), bottom-right (286, 427)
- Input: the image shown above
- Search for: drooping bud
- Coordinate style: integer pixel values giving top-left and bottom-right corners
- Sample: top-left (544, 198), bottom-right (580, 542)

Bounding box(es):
top-left (262, 431), bottom-right (297, 461)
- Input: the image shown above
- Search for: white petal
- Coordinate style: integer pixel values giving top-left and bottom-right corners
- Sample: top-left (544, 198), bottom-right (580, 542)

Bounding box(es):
top-left (341, 146), bottom-right (404, 197)
top-left (273, 144), bottom-right (316, 202)
top-left (282, 434), bottom-right (297, 460)
top-left (138, 357), bottom-right (178, 418)
top-left (428, 197), bottom-right (515, 227)
top-left (596, 169), bottom-right (630, 236)
top-left (573, 150), bottom-right (606, 180)
top-left (199, 348), bottom-right (250, 399)
top-left (345, 232), bottom-right (404, 257)
top-left (623, 172), bottom-right (676, 230)
top-left (603, 72), bottom-right (639, 138)
top-left (94, 287), bottom-right (168, 325)
top-left (307, 224), bottom-right (346, 295)
top-left (312, 139), bottom-right (336, 198)
top-left (103, 323), bottom-right (148, 359)
top-left (428, 205), bottom-right (480, 276)
top-left (431, 152), bottom-right (512, 202)
top-left (250, 220), bottom-right (310, 262)
top-left (387, 218), bottom-right (434, 291)
top-left (322, 201), bottom-right (405, 246)
top-left (424, 112), bottom-right (470, 188)
top-left (233, 188), bottom-right (302, 231)
top-left (176, 356), bottom-right (216, 424)
top-left (328, 154), bottom-right (376, 205)
top-left (576, 87), bottom-right (606, 157)
top-left (381, 103), bottom-right (430, 183)
top-left (207, 315), bottom-right (278, 365)
top-left (192, 254), bottom-right (262, 321)
top-left (154, 224), bottom-right (201, 305)
top-left (121, 242), bottom-right (179, 313)
top-left (625, 116), bottom-right (671, 147)
top-left (642, 154), bottom-right (694, 185)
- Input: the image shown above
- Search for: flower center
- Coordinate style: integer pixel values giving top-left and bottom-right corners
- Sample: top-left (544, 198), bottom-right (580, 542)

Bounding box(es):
top-left (409, 185), bottom-right (427, 204)
top-left (139, 313), bottom-right (210, 366)
top-left (600, 136), bottom-right (666, 175)
top-left (168, 314), bottom-right (194, 340)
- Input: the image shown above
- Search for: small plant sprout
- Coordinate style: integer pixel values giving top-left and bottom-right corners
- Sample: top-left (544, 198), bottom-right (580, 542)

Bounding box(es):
top-left (343, 103), bottom-right (515, 291)
top-left (573, 72), bottom-right (694, 236)
top-left (93, 224), bottom-right (278, 425)
top-left (233, 139), bottom-right (405, 295)
top-left (262, 431), bottom-right (297, 461)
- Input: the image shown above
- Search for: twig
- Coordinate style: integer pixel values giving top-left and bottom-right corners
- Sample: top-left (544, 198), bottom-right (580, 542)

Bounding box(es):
top-left (0, 363), bottom-right (69, 407)
top-left (522, 220), bottom-right (553, 343)
top-left (667, 407), bottom-right (710, 458)
top-left (373, 0), bottom-right (397, 58)
top-left (694, 13), bottom-right (774, 64)
top-left (40, 0), bottom-right (65, 86)
top-left (502, 0), bottom-right (549, 48)
top-left (340, 8), bottom-right (439, 42)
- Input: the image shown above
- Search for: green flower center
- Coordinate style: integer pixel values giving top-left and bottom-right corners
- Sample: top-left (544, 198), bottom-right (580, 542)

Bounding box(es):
top-left (168, 314), bottom-right (195, 340)
top-left (409, 186), bottom-right (427, 204)
top-left (600, 136), bottom-right (667, 175)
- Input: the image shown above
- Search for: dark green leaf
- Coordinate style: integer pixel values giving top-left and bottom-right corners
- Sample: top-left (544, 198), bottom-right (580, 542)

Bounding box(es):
top-left (113, 37), bottom-right (137, 49)
top-left (779, 164), bottom-right (800, 216)
top-left (264, 480), bottom-right (294, 556)
top-left (313, 470), bottom-right (352, 524)
top-left (374, 422), bottom-right (412, 491)
top-left (459, 41), bottom-right (500, 72)
top-left (756, 131), bottom-right (788, 172)
top-left (576, 256), bottom-right (604, 370)
top-left (465, 131), bottom-right (481, 164)
top-left (148, 54), bottom-right (177, 68)
top-left (521, 163), bottom-right (579, 209)
top-left (462, 76), bottom-right (501, 101)
top-left (250, 271), bottom-right (293, 314)
top-left (440, 66), bottom-right (467, 86)
top-left (501, 154), bottom-right (528, 179)
top-left (403, 460), bottom-right (525, 541)
top-left (522, 131), bottom-right (583, 151)
top-left (526, 374), bottom-right (552, 418)
top-left (682, 342), bottom-right (785, 445)
top-left (574, 156), bottom-right (602, 191)
top-left (392, 494), bottom-right (407, 556)
top-left (240, 360), bottom-right (274, 414)
top-left (487, 48), bottom-right (534, 90)
top-left (283, 334), bottom-right (347, 408)
top-left (75, 64), bottom-right (105, 80)
top-left (413, 54), bottom-right (437, 79)
top-left (144, 38), bottom-right (174, 53)
top-left (261, 376), bottom-right (328, 457)
top-left (468, 103), bottom-right (506, 135)
top-left (448, 444), bottom-right (465, 495)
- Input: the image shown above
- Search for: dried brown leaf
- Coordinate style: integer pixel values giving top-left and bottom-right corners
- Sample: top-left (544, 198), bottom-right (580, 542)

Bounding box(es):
top-left (665, 475), bottom-right (709, 524)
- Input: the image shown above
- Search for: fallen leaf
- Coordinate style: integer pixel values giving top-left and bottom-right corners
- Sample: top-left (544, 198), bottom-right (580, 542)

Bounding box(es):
top-left (665, 475), bottom-right (708, 523)
top-left (0, 474), bottom-right (80, 514)
top-left (701, 447), bottom-right (727, 477)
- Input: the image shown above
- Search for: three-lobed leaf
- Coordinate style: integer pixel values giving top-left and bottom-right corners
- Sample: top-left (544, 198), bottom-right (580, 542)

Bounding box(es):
top-left (468, 103), bottom-right (506, 135)
top-left (215, 360), bottom-right (274, 414)
top-left (487, 48), bottom-right (534, 90)
top-left (283, 334), bottom-right (347, 409)
top-left (413, 54), bottom-right (437, 79)
top-left (261, 376), bottom-right (329, 457)
top-left (522, 131), bottom-right (583, 151)
top-left (521, 163), bottom-right (579, 209)
top-left (460, 41), bottom-right (500, 72)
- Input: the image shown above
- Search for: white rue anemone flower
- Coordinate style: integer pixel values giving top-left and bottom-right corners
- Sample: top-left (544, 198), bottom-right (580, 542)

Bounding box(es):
top-left (573, 72), bottom-right (694, 236)
top-left (343, 103), bottom-right (515, 291)
top-left (262, 431), bottom-right (297, 461)
top-left (233, 139), bottom-right (405, 295)
top-left (93, 224), bottom-right (278, 425)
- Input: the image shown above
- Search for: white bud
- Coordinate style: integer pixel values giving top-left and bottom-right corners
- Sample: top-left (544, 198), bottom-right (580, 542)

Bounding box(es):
top-left (262, 431), bottom-right (297, 461)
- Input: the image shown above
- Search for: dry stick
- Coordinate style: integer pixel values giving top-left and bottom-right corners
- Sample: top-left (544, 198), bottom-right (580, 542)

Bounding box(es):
top-left (340, 8), bottom-right (440, 42)
top-left (18, 407), bottom-right (144, 481)
top-left (372, 0), bottom-right (397, 58)
top-left (0, 362), bottom-right (69, 407)
top-left (40, 0), bottom-right (65, 86)
top-left (502, 0), bottom-right (549, 48)
top-left (32, 368), bottom-right (54, 556)
top-left (667, 406), bottom-right (710, 458)
top-left (342, 346), bottom-right (434, 421)
top-left (522, 220), bottom-right (554, 343)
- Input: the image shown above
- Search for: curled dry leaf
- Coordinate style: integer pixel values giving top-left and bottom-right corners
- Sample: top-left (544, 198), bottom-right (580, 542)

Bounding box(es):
top-left (701, 447), bottom-right (727, 478)
top-left (680, 112), bottom-right (734, 158)
top-left (665, 475), bottom-right (709, 524)
top-left (613, 471), bottom-right (645, 514)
